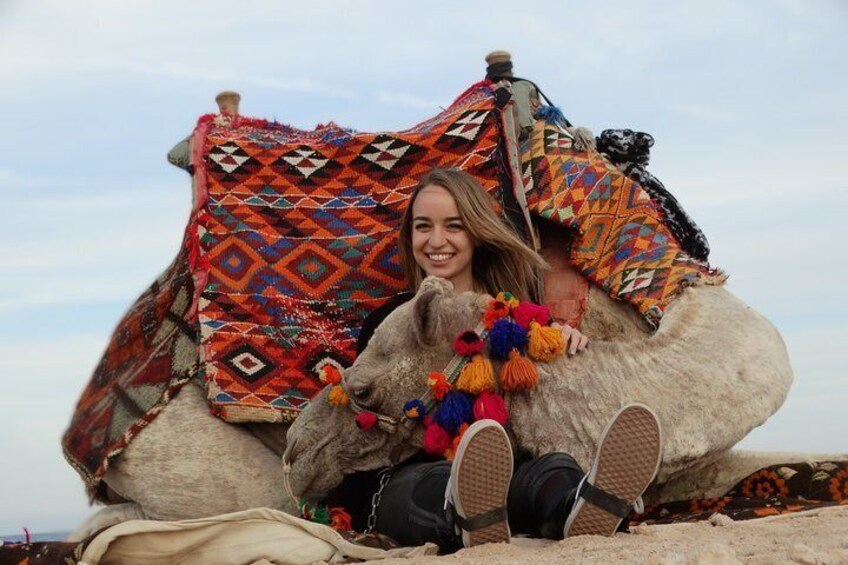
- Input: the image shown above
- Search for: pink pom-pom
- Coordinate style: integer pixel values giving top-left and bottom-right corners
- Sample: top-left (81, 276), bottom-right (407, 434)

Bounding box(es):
top-left (473, 391), bottom-right (509, 426)
top-left (513, 302), bottom-right (552, 330)
top-left (423, 422), bottom-right (453, 456)
top-left (355, 411), bottom-right (378, 431)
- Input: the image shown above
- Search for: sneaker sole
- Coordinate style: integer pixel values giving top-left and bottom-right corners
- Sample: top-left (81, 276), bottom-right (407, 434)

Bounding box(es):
top-left (564, 403), bottom-right (662, 538)
top-left (452, 420), bottom-right (513, 546)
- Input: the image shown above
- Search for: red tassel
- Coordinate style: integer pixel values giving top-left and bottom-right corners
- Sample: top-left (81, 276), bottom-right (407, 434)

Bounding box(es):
top-left (513, 302), bottom-right (552, 329)
top-left (473, 391), bottom-right (509, 425)
top-left (423, 422), bottom-right (453, 456)
top-left (329, 507), bottom-right (353, 532)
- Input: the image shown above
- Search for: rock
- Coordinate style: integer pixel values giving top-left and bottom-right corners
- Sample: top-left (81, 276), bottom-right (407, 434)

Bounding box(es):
top-left (789, 543), bottom-right (830, 564)
top-left (708, 513), bottom-right (735, 527)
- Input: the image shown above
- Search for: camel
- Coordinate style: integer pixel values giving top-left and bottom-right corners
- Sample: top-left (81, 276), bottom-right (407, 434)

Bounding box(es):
top-left (68, 52), bottom-right (808, 541)
top-left (71, 272), bottom-right (796, 541)
top-left (283, 276), bottom-right (794, 505)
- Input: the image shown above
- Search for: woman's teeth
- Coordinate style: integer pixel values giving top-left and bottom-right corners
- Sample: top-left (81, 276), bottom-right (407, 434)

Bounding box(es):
top-left (428, 253), bottom-right (453, 261)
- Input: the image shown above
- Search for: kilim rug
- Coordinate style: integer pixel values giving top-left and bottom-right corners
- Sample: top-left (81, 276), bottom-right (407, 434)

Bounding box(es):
top-left (192, 84), bottom-right (510, 423)
top-left (522, 120), bottom-right (725, 326)
top-left (633, 460), bottom-right (848, 524)
top-left (61, 249), bottom-right (198, 500)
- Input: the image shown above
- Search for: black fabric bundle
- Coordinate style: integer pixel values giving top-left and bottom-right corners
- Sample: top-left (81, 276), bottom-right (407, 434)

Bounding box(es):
top-left (596, 129), bottom-right (710, 262)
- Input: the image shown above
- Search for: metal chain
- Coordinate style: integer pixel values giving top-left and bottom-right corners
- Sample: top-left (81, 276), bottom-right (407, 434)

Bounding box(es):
top-left (365, 467), bottom-right (394, 533)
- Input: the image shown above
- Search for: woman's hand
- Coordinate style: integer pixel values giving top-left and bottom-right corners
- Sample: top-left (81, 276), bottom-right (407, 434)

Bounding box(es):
top-left (551, 322), bottom-right (590, 355)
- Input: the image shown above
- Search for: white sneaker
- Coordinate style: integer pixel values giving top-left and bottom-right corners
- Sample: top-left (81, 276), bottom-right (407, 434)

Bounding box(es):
top-left (564, 403), bottom-right (662, 537)
top-left (447, 419), bottom-right (514, 547)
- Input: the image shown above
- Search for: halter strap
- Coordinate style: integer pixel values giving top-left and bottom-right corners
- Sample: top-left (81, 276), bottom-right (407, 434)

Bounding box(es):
top-left (346, 322), bottom-right (488, 434)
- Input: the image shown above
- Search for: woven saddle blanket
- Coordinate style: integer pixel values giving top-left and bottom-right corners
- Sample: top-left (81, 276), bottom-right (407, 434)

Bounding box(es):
top-left (523, 120), bottom-right (724, 325)
top-left (191, 85), bottom-right (509, 423)
top-left (63, 81), bottom-right (721, 496)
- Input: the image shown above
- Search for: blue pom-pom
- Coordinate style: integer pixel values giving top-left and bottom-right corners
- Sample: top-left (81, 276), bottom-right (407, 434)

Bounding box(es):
top-left (433, 392), bottom-right (473, 434)
top-left (535, 104), bottom-right (569, 127)
top-left (488, 318), bottom-right (528, 361)
top-left (403, 399), bottom-right (427, 422)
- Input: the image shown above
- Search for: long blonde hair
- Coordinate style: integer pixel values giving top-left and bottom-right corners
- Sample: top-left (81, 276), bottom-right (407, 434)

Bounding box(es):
top-left (398, 168), bottom-right (547, 301)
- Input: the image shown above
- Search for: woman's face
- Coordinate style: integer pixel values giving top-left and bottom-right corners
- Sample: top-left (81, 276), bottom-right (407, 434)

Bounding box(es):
top-left (410, 184), bottom-right (475, 292)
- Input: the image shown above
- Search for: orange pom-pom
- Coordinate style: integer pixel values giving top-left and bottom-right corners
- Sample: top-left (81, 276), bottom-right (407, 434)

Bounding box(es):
top-left (451, 422), bottom-right (471, 453)
top-left (500, 349), bottom-right (538, 391)
top-left (527, 321), bottom-right (566, 362)
top-left (486, 299), bottom-right (510, 319)
top-left (483, 308), bottom-right (502, 330)
top-left (455, 354), bottom-right (496, 394)
top-left (328, 385), bottom-right (349, 406)
top-left (319, 365), bottom-right (343, 385)
top-left (427, 372), bottom-right (452, 401)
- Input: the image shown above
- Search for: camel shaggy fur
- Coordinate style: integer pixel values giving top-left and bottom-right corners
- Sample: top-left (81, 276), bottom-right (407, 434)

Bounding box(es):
top-left (284, 276), bottom-right (794, 504)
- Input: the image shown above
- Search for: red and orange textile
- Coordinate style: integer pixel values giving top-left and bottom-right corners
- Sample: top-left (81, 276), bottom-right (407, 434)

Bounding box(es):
top-left (192, 85), bottom-right (507, 422)
top-left (523, 121), bottom-right (725, 325)
top-left (634, 460), bottom-right (848, 524)
top-left (61, 250), bottom-right (197, 499)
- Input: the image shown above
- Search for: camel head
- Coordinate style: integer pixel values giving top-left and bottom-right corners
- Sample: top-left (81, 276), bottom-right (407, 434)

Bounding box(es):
top-left (284, 277), bottom-right (483, 502)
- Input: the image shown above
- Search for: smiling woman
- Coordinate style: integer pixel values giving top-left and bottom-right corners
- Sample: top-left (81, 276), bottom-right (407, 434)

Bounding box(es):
top-left (399, 168), bottom-right (547, 301)
top-left (315, 168), bottom-right (653, 552)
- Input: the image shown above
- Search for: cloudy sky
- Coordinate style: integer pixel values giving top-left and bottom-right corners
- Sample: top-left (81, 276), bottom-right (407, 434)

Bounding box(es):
top-left (1, 0), bottom-right (845, 536)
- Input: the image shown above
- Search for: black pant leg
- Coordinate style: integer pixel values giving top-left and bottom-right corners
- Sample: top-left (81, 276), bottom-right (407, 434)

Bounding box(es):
top-left (507, 452), bottom-right (584, 539)
top-left (374, 461), bottom-right (462, 553)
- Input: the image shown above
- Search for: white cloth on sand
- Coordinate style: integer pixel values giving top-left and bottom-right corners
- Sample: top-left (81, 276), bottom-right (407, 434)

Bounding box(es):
top-left (78, 507), bottom-right (436, 565)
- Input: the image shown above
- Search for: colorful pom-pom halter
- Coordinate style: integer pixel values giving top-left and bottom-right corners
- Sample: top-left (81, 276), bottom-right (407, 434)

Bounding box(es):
top-left (341, 292), bottom-right (569, 452)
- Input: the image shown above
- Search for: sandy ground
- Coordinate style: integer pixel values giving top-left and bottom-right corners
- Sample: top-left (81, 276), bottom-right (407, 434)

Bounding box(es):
top-left (365, 506), bottom-right (848, 565)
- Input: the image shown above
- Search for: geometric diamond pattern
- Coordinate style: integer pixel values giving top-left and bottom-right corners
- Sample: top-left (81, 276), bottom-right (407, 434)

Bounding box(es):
top-left (222, 343), bottom-right (274, 384)
top-left (197, 84), bottom-right (505, 421)
top-left (524, 120), bottom-right (724, 327)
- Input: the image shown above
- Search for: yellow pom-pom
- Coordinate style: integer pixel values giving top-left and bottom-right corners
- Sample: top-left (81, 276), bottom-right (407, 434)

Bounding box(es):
top-left (500, 349), bottom-right (538, 391)
top-left (496, 291), bottom-right (520, 311)
top-left (455, 354), bottom-right (496, 394)
top-left (527, 321), bottom-right (566, 362)
top-left (328, 385), bottom-right (349, 406)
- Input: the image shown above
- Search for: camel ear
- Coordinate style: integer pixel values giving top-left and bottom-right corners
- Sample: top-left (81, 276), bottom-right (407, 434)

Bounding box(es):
top-left (413, 277), bottom-right (453, 346)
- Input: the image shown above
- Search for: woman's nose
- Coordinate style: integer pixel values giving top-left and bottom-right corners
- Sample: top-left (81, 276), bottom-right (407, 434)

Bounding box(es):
top-left (429, 227), bottom-right (447, 247)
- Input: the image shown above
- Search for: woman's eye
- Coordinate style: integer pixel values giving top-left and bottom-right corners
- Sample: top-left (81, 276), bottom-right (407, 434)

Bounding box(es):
top-left (447, 223), bottom-right (464, 231)
top-left (413, 223), bottom-right (430, 231)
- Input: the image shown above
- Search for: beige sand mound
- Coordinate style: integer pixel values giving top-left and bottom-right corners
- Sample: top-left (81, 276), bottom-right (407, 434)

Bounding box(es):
top-left (366, 506), bottom-right (848, 565)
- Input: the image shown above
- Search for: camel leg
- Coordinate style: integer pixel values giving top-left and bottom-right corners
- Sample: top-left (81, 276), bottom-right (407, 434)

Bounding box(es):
top-left (102, 380), bottom-right (293, 521)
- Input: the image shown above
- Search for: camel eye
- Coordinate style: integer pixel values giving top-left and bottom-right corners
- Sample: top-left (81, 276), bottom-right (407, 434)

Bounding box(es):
top-left (351, 385), bottom-right (372, 402)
